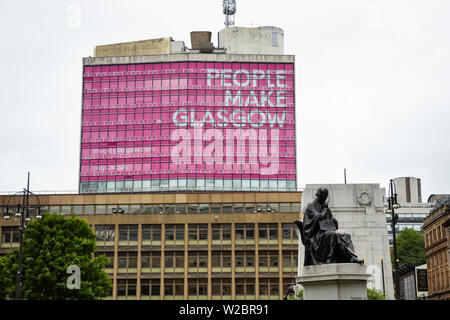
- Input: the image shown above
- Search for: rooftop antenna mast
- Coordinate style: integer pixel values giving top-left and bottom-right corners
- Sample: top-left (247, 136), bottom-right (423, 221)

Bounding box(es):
top-left (223, 0), bottom-right (237, 27)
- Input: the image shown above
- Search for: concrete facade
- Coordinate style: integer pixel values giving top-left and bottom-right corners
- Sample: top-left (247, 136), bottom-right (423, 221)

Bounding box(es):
top-left (393, 177), bottom-right (422, 203)
top-left (1, 191), bottom-right (302, 300)
top-left (218, 26), bottom-right (284, 55)
top-left (299, 183), bottom-right (395, 299)
top-left (94, 37), bottom-right (173, 57)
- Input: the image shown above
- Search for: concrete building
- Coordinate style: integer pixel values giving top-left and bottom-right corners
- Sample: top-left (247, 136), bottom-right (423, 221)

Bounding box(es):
top-left (300, 184), bottom-right (395, 300)
top-left (218, 26), bottom-right (284, 55)
top-left (1, 191), bottom-right (301, 300)
top-left (422, 197), bottom-right (450, 300)
top-left (79, 27), bottom-right (296, 194)
top-left (393, 177), bottom-right (422, 203)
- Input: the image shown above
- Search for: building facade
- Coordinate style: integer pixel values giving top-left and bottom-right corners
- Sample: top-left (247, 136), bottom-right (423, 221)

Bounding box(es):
top-left (1, 191), bottom-right (301, 300)
top-left (80, 28), bottom-right (296, 194)
top-left (422, 197), bottom-right (450, 300)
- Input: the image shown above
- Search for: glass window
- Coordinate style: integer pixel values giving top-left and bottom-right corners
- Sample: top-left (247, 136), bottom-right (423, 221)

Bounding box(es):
top-left (176, 204), bottom-right (186, 214)
top-left (84, 205), bottom-right (94, 214)
top-left (142, 229), bottom-right (151, 241)
top-left (224, 180), bottom-right (232, 189)
top-left (245, 204), bottom-right (256, 213)
top-left (176, 225), bottom-right (184, 240)
top-left (72, 205), bottom-right (83, 214)
top-left (199, 204), bottom-right (209, 214)
top-left (154, 204), bottom-right (164, 214)
top-left (223, 204), bottom-right (232, 213)
top-left (280, 203), bottom-right (291, 212)
top-left (130, 205), bottom-right (141, 214)
top-left (210, 204), bottom-right (221, 214)
top-left (142, 181), bottom-right (151, 191)
top-left (129, 226), bottom-right (138, 241)
top-left (153, 226), bottom-right (161, 241)
top-left (61, 206), bottom-right (71, 215)
top-left (165, 204), bottom-right (175, 214)
top-left (268, 203), bottom-right (279, 213)
top-left (234, 204), bottom-right (244, 213)
top-left (96, 205), bottom-right (106, 214)
top-left (119, 230), bottom-right (128, 241)
top-left (142, 204), bottom-right (152, 214)
top-left (188, 204), bottom-right (198, 213)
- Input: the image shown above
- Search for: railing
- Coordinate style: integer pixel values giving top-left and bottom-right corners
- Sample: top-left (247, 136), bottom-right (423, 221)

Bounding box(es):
top-left (0, 188), bottom-right (304, 196)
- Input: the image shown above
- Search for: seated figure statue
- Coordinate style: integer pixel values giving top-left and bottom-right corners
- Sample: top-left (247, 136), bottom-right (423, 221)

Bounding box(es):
top-left (295, 187), bottom-right (363, 266)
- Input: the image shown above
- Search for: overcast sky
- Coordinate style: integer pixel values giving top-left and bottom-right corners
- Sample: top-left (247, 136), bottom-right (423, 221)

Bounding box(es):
top-left (0, 0), bottom-right (449, 200)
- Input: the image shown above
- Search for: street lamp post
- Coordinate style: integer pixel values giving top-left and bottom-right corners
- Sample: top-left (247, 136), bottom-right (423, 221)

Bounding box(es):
top-left (2, 172), bottom-right (42, 300)
top-left (386, 179), bottom-right (401, 300)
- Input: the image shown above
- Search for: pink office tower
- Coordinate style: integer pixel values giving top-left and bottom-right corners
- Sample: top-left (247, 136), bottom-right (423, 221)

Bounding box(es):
top-left (80, 55), bottom-right (296, 193)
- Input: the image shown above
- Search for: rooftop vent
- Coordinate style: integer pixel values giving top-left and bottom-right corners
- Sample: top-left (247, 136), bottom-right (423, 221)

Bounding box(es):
top-left (190, 31), bottom-right (213, 52)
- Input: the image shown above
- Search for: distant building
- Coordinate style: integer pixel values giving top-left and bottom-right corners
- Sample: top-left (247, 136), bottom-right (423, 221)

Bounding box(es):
top-left (385, 177), bottom-right (432, 246)
top-left (427, 194), bottom-right (450, 204)
top-left (422, 197), bottom-right (450, 300)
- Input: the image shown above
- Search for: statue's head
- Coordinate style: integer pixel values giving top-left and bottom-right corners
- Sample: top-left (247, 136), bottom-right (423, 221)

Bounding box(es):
top-left (315, 187), bottom-right (329, 205)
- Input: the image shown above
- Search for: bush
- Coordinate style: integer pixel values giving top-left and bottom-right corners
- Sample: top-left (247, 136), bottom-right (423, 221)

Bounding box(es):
top-left (367, 288), bottom-right (386, 300)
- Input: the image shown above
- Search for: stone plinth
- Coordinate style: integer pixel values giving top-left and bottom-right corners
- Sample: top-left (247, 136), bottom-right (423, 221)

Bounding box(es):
top-left (297, 263), bottom-right (370, 300)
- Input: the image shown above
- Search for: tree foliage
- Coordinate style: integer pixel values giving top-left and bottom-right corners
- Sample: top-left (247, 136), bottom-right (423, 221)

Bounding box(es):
top-left (0, 213), bottom-right (112, 300)
top-left (395, 228), bottom-right (426, 267)
top-left (0, 254), bottom-right (15, 299)
top-left (367, 288), bottom-right (386, 300)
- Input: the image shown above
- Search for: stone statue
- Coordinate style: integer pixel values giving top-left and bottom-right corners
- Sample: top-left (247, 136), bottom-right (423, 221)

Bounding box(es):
top-left (295, 187), bottom-right (363, 266)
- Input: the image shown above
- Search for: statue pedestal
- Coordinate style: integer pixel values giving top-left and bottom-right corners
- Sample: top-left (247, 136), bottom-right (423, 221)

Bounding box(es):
top-left (296, 263), bottom-right (370, 300)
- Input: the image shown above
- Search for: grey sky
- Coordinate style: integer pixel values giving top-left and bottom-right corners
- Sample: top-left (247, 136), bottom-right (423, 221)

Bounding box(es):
top-left (0, 0), bottom-right (449, 200)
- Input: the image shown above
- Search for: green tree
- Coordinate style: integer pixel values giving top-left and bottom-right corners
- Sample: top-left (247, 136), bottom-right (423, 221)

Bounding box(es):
top-left (395, 228), bottom-right (426, 267)
top-left (0, 254), bottom-right (15, 299)
top-left (367, 288), bottom-right (386, 300)
top-left (0, 213), bottom-right (112, 299)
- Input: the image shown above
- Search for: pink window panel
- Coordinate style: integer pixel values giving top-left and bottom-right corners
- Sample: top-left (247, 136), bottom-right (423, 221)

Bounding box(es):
top-left (81, 165), bottom-right (90, 175)
top-left (161, 145), bottom-right (169, 156)
top-left (152, 79), bottom-right (161, 90)
top-left (143, 163), bottom-right (151, 172)
top-left (144, 64), bottom-right (153, 73)
top-left (144, 78), bottom-right (152, 88)
top-left (84, 66), bottom-right (93, 75)
top-left (136, 64), bottom-right (144, 73)
top-left (93, 66), bottom-right (101, 75)
top-left (101, 80), bottom-right (109, 90)
top-left (84, 81), bottom-right (92, 91)
top-left (205, 95), bottom-right (214, 105)
top-left (179, 94), bottom-right (187, 105)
